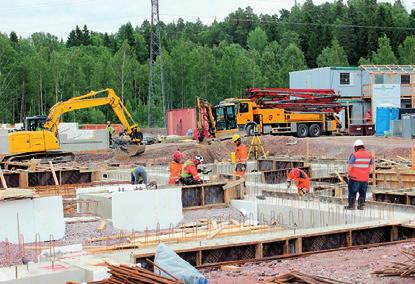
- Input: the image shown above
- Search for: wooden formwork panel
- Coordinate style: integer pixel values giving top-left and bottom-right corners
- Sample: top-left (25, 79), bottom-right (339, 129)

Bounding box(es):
top-left (1, 169), bottom-right (95, 188)
top-left (257, 159), bottom-right (305, 172)
top-left (132, 223), bottom-right (415, 267)
top-left (0, 172), bottom-right (20, 189)
top-left (372, 190), bottom-right (415, 206)
top-left (181, 182), bottom-right (235, 210)
top-left (375, 170), bottom-right (415, 189)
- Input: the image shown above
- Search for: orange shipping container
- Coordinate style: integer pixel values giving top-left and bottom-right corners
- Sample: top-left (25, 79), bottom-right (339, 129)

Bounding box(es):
top-left (167, 108), bottom-right (197, 136)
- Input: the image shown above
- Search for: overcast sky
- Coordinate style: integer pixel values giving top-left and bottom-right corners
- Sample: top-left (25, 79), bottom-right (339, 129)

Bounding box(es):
top-left (0, 0), bottom-right (398, 39)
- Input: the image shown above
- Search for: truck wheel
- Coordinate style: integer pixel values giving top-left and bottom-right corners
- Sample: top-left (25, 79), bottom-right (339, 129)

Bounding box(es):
top-left (246, 125), bottom-right (255, 136)
top-left (309, 124), bottom-right (321, 137)
top-left (297, 124), bottom-right (309, 138)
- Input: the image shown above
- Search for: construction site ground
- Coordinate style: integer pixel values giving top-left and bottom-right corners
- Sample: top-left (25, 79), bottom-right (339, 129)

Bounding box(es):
top-left (2, 133), bottom-right (415, 283)
top-left (203, 241), bottom-right (415, 284)
top-left (76, 134), bottom-right (414, 166)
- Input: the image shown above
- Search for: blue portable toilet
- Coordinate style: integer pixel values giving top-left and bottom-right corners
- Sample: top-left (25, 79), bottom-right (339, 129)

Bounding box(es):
top-left (376, 107), bottom-right (399, 136)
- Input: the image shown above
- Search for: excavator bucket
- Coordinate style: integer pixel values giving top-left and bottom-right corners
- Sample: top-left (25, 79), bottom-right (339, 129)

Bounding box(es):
top-left (126, 144), bottom-right (146, 157)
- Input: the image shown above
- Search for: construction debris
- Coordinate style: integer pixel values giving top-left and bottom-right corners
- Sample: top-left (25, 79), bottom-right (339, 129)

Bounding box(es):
top-left (373, 246), bottom-right (415, 278)
top-left (265, 271), bottom-right (350, 284)
top-left (90, 263), bottom-right (183, 284)
top-left (0, 188), bottom-right (36, 200)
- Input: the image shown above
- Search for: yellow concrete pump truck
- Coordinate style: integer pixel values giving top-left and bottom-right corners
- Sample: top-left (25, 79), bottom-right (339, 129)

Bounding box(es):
top-left (196, 88), bottom-right (342, 140)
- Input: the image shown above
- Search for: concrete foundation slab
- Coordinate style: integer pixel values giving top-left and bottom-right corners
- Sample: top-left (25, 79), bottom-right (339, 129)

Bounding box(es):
top-left (0, 196), bottom-right (65, 243)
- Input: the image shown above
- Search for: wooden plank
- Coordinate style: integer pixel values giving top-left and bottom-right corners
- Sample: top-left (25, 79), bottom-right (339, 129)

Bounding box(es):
top-left (49, 161), bottom-right (60, 186)
top-left (0, 168), bottom-right (7, 189)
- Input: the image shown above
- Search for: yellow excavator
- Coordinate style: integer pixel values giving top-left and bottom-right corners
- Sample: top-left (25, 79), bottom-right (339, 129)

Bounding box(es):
top-left (3, 88), bottom-right (145, 162)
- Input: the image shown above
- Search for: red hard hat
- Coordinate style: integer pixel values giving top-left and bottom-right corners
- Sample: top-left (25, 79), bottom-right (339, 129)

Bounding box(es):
top-left (173, 151), bottom-right (183, 162)
top-left (292, 168), bottom-right (300, 178)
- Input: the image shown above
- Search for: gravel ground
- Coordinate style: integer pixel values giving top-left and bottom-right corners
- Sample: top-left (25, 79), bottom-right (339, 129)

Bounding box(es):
top-left (202, 242), bottom-right (415, 284)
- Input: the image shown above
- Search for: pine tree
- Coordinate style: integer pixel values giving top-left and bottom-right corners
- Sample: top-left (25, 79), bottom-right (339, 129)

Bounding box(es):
top-left (9, 31), bottom-right (18, 43)
top-left (316, 39), bottom-right (349, 67)
top-left (371, 35), bottom-right (398, 64)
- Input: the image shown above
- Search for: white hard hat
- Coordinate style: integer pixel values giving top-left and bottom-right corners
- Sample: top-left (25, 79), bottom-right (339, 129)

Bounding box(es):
top-left (353, 139), bottom-right (364, 147)
top-left (195, 154), bottom-right (204, 163)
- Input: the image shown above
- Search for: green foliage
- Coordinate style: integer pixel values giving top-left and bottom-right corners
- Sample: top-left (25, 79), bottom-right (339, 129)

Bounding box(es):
top-left (1, 1), bottom-right (414, 125)
top-left (398, 36), bottom-right (415, 64)
top-left (280, 43), bottom-right (306, 87)
top-left (317, 39), bottom-right (349, 67)
top-left (371, 35), bottom-right (398, 64)
top-left (247, 27), bottom-right (268, 52)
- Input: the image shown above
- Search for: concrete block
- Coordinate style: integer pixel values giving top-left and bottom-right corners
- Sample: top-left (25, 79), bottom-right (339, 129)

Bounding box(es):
top-left (112, 188), bottom-right (183, 231)
top-left (0, 196), bottom-right (65, 243)
top-left (60, 129), bottom-right (109, 152)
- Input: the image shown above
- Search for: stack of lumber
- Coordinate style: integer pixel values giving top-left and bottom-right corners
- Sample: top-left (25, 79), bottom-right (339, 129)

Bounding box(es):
top-left (0, 188), bottom-right (37, 200)
top-left (85, 219), bottom-right (279, 253)
top-left (89, 264), bottom-right (183, 284)
top-left (265, 270), bottom-right (349, 284)
top-left (373, 247), bottom-right (415, 278)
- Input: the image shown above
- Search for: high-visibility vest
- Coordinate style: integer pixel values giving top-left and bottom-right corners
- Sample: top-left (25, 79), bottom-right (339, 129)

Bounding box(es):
top-left (288, 169), bottom-right (310, 192)
top-left (181, 160), bottom-right (194, 178)
top-left (348, 149), bottom-right (372, 182)
top-left (169, 161), bottom-right (182, 184)
top-left (235, 145), bottom-right (248, 163)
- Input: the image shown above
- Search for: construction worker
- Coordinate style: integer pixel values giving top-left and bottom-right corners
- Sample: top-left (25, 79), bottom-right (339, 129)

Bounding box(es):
top-left (131, 166), bottom-right (148, 185)
top-left (180, 155), bottom-right (204, 185)
top-left (106, 121), bottom-right (115, 145)
top-left (345, 139), bottom-right (373, 210)
top-left (365, 109), bottom-right (372, 124)
top-left (232, 134), bottom-right (248, 176)
top-left (287, 168), bottom-right (310, 195)
top-left (169, 151), bottom-right (183, 185)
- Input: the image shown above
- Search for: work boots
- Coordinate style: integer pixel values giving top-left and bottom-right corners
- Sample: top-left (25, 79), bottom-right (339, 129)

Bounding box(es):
top-left (357, 197), bottom-right (365, 210)
top-left (344, 199), bottom-right (355, 210)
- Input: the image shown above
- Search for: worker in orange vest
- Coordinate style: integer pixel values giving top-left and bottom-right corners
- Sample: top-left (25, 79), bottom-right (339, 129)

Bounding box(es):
top-left (168, 151), bottom-right (183, 185)
top-left (180, 155), bottom-right (204, 185)
top-left (365, 109), bottom-right (372, 124)
top-left (287, 168), bottom-right (310, 195)
top-left (345, 139), bottom-right (373, 210)
top-left (232, 134), bottom-right (248, 176)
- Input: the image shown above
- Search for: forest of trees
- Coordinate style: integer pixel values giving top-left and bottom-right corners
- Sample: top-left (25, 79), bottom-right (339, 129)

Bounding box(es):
top-left (1, 0), bottom-right (415, 126)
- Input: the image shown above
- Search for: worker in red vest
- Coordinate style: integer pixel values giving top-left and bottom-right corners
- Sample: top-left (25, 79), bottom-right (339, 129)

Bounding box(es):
top-left (365, 109), bottom-right (372, 124)
top-left (168, 151), bottom-right (183, 185)
top-left (345, 139), bottom-right (373, 210)
top-left (232, 134), bottom-right (249, 177)
top-left (287, 168), bottom-right (310, 195)
top-left (180, 155), bottom-right (204, 185)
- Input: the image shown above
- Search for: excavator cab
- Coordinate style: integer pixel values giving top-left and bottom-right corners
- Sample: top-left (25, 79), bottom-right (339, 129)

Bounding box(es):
top-left (214, 104), bottom-right (238, 131)
top-left (24, 116), bottom-right (47, 131)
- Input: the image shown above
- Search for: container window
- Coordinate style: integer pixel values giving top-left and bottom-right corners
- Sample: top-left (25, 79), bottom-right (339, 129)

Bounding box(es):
top-left (239, 103), bottom-right (249, 113)
top-left (375, 74), bottom-right (384, 84)
top-left (401, 74), bottom-right (410, 85)
top-left (340, 73), bottom-right (350, 85)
